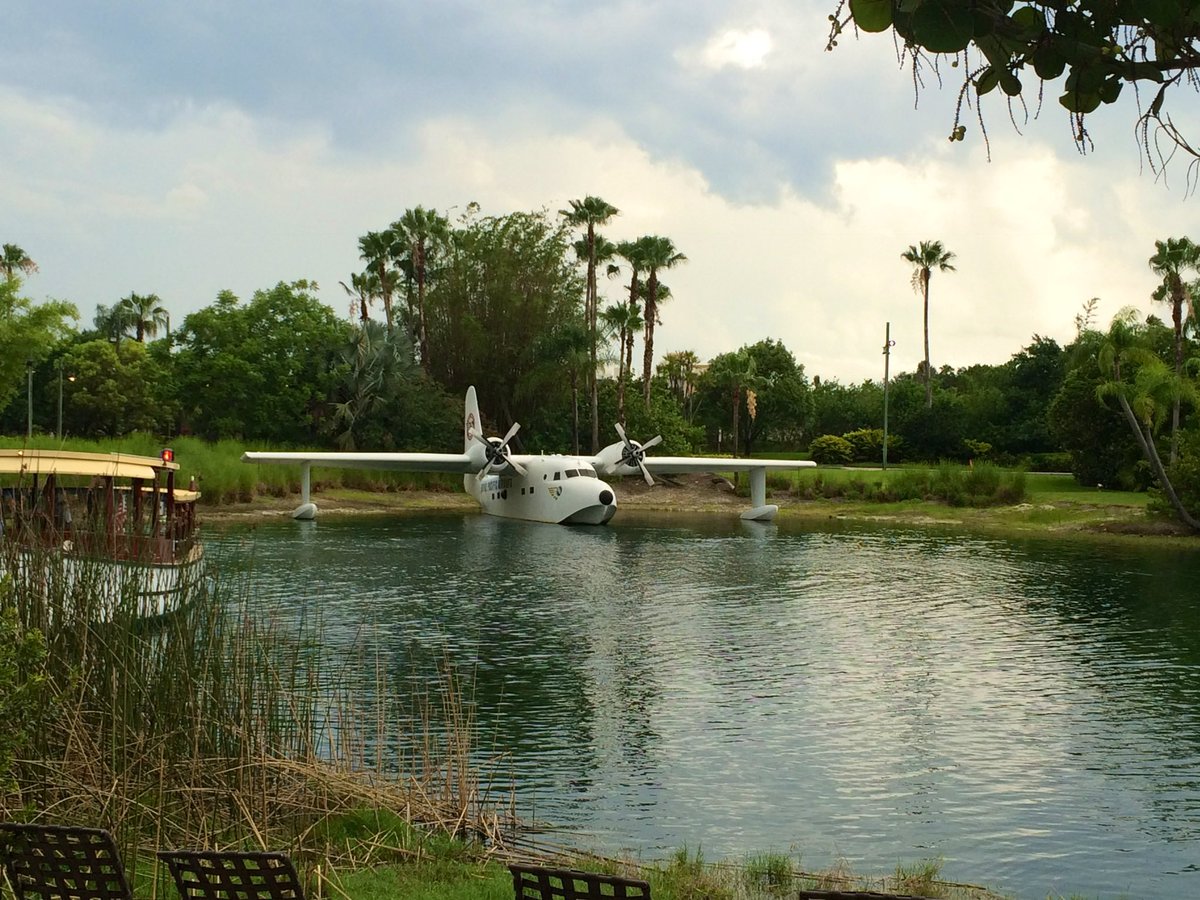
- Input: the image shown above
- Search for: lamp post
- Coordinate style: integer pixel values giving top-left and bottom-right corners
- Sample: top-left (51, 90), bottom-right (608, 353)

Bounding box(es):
top-left (25, 358), bottom-right (34, 439)
top-left (57, 360), bottom-right (75, 438)
top-left (882, 323), bottom-right (895, 470)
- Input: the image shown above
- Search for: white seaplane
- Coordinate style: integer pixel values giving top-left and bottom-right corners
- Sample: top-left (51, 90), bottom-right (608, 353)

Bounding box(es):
top-left (243, 387), bottom-right (815, 524)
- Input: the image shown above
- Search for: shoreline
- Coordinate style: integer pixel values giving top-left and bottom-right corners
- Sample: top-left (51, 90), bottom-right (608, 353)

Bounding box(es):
top-left (202, 477), bottom-right (1200, 546)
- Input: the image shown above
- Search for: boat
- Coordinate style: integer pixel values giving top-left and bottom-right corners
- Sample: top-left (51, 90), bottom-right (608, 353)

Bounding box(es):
top-left (0, 448), bottom-right (203, 621)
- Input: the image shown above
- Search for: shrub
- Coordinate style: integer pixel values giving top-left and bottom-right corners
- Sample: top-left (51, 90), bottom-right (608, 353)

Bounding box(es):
top-left (0, 601), bottom-right (48, 791)
top-left (842, 428), bottom-right (884, 462)
top-left (808, 434), bottom-right (853, 465)
top-left (744, 851), bottom-right (794, 891)
top-left (1025, 452), bottom-right (1072, 473)
top-left (887, 468), bottom-right (932, 501)
top-left (963, 438), bottom-right (992, 460)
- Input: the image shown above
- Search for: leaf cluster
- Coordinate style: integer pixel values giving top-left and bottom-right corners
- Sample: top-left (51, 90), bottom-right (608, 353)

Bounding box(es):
top-left (834, 0), bottom-right (1200, 166)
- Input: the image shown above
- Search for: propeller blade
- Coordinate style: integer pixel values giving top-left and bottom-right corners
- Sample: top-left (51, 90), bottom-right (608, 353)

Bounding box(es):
top-left (473, 423), bottom-right (523, 476)
top-left (613, 422), bottom-right (660, 484)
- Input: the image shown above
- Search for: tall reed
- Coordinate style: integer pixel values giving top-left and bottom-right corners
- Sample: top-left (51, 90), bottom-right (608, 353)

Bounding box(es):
top-left (0, 538), bottom-right (502, 882)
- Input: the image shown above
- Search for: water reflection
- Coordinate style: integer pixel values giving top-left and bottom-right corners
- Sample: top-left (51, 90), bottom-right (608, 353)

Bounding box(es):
top-left (212, 514), bottom-right (1200, 900)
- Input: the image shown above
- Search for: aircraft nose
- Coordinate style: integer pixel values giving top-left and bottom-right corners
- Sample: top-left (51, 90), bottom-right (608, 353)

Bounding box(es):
top-left (599, 489), bottom-right (614, 506)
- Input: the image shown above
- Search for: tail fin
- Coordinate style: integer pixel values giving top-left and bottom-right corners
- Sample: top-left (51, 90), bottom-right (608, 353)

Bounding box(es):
top-left (464, 386), bottom-right (480, 452)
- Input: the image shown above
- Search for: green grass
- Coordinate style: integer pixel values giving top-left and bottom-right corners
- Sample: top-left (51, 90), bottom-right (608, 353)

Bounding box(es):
top-left (1023, 472), bottom-right (1148, 506)
top-left (0, 433), bottom-right (458, 504)
top-left (326, 858), bottom-right (512, 900)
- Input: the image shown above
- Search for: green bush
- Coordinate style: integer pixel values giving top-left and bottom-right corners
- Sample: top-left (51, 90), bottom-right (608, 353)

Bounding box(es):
top-left (930, 461), bottom-right (1026, 507)
top-left (842, 428), bottom-right (883, 462)
top-left (0, 599), bottom-right (48, 791)
top-left (1157, 428), bottom-right (1200, 522)
top-left (963, 438), bottom-right (992, 460)
top-left (808, 434), bottom-right (853, 465)
top-left (1025, 452), bottom-right (1072, 473)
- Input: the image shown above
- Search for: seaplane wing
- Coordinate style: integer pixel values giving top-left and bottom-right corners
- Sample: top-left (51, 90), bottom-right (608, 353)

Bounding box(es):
top-left (641, 457), bottom-right (814, 475)
top-left (588, 422), bottom-right (815, 521)
top-left (244, 385), bottom-right (813, 525)
top-left (241, 451), bottom-right (479, 474)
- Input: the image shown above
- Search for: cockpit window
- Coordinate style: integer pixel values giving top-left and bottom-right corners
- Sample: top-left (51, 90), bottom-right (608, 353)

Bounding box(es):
top-left (579, 467), bottom-right (596, 478)
top-left (565, 469), bottom-right (579, 478)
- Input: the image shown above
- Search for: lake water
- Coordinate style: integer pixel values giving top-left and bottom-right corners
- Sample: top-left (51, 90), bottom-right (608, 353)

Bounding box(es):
top-left (214, 512), bottom-right (1200, 899)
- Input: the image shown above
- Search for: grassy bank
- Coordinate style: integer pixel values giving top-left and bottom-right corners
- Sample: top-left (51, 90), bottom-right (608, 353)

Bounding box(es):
top-left (7, 433), bottom-right (1178, 540)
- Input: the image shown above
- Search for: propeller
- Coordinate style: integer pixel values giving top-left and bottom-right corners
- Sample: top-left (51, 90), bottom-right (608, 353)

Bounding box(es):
top-left (473, 422), bottom-right (527, 477)
top-left (614, 422), bottom-right (662, 486)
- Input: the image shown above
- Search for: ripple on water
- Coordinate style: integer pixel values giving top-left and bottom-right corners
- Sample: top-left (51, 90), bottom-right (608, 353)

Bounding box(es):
top-left (212, 516), bottom-right (1200, 900)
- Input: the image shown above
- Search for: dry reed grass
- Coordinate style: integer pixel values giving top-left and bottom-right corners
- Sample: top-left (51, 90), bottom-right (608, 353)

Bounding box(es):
top-left (0, 541), bottom-right (512, 884)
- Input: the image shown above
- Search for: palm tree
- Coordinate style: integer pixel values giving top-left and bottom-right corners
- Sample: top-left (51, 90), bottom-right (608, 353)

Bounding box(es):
top-left (600, 298), bottom-right (643, 424)
top-left (119, 292), bottom-right (169, 342)
top-left (94, 303), bottom-right (133, 347)
top-left (1, 244), bottom-right (38, 282)
top-left (531, 321), bottom-right (591, 453)
top-left (636, 236), bottom-right (687, 409)
top-left (561, 196), bottom-right (620, 452)
top-left (358, 230), bottom-right (398, 334)
top-left (330, 320), bottom-right (416, 450)
top-left (658, 349), bottom-right (701, 421)
top-left (901, 240), bottom-right (956, 408)
top-left (1148, 236), bottom-right (1199, 463)
top-left (391, 207), bottom-right (451, 373)
top-left (340, 271), bottom-right (378, 322)
top-left (1097, 309), bottom-right (1200, 530)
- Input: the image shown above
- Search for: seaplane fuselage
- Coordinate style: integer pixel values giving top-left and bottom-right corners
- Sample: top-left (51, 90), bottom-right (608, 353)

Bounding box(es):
top-left (468, 456), bottom-right (617, 525)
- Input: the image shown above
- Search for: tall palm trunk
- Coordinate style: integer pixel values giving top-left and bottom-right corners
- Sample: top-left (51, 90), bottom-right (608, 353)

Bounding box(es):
top-left (377, 259), bottom-right (394, 335)
top-left (620, 273), bottom-right (640, 425)
top-left (730, 385), bottom-right (740, 457)
top-left (642, 271), bottom-right (658, 410)
top-left (415, 241), bottom-right (430, 372)
top-left (1170, 279), bottom-right (1183, 464)
top-left (922, 272), bottom-right (932, 409)
top-left (1116, 392), bottom-right (1200, 530)
top-left (585, 227), bottom-right (599, 453)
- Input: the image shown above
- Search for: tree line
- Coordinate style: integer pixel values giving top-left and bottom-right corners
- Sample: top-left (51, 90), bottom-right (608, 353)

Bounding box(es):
top-left (2, 218), bottom-right (1199, 527)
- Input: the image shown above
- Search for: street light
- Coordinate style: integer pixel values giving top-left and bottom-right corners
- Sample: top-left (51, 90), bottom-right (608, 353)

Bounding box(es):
top-left (882, 325), bottom-right (896, 469)
top-left (57, 360), bottom-right (75, 439)
top-left (25, 358), bottom-right (34, 439)
top-left (882, 323), bottom-right (895, 470)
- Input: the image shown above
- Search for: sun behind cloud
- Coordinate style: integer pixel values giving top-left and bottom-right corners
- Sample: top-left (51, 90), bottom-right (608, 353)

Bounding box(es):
top-left (700, 27), bottom-right (772, 70)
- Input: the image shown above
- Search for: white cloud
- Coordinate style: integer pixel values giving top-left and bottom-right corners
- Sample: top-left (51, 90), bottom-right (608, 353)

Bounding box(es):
top-left (1, 61), bottom-right (1194, 387)
top-left (698, 28), bottom-right (774, 71)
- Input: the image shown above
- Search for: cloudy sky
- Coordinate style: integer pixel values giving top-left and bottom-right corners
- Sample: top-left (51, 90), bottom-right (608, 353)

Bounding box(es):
top-left (5, 1), bottom-right (1198, 383)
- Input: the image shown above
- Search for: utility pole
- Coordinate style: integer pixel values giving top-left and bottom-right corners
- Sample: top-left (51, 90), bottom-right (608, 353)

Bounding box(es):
top-left (26, 359), bottom-right (34, 439)
top-left (57, 360), bottom-right (74, 439)
top-left (882, 323), bottom-right (895, 470)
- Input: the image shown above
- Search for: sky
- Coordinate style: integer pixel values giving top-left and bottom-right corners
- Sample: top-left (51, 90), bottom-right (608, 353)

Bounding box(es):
top-left (4, 1), bottom-right (1199, 384)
